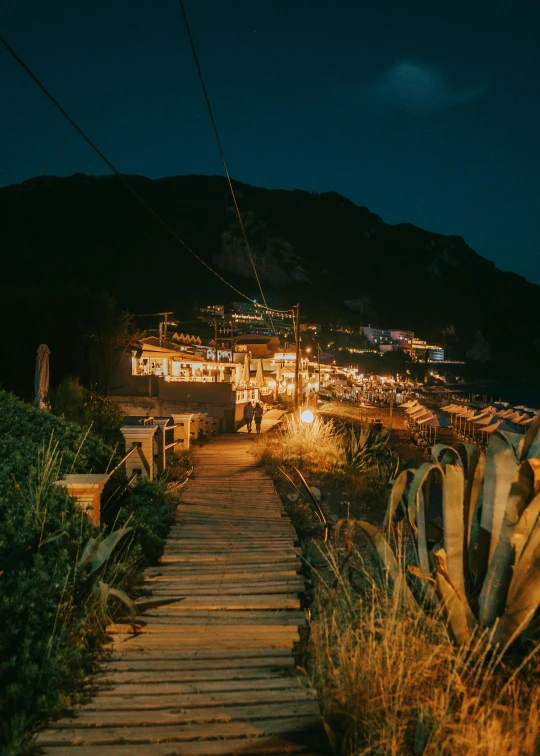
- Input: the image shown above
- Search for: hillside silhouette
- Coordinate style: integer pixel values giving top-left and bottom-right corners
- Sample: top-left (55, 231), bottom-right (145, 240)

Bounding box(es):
top-left (1, 173), bottom-right (539, 391)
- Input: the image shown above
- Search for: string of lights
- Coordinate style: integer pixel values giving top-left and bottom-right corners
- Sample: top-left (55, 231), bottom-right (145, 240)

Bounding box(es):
top-left (0, 34), bottom-right (289, 315)
top-left (178, 0), bottom-right (278, 336)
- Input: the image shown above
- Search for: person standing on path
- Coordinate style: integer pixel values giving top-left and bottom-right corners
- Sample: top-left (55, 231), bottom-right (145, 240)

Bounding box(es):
top-left (243, 401), bottom-right (254, 432)
top-left (254, 401), bottom-right (264, 434)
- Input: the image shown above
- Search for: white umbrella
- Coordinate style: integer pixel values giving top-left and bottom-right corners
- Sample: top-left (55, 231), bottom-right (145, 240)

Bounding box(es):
top-left (409, 406), bottom-right (428, 417)
top-left (275, 362), bottom-right (282, 384)
top-left (34, 343), bottom-right (50, 409)
top-left (402, 400), bottom-right (418, 409)
top-left (255, 359), bottom-right (264, 387)
top-left (235, 364), bottom-right (243, 384)
top-left (243, 352), bottom-right (251, 385)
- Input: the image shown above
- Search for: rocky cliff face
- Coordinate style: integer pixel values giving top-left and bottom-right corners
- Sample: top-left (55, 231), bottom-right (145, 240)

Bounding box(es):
top-left (1, 172), bottom-right (539, 377)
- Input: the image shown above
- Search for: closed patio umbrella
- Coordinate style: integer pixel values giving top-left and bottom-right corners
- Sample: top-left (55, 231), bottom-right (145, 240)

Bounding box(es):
top-left (235, 364), bottom-right (243, 385)
top-left (34, 344), bottom-right (50, 409)
top-left (255, 359), bottom-right (264, 387)
top-left (243, 352), bottom-right (251, 385)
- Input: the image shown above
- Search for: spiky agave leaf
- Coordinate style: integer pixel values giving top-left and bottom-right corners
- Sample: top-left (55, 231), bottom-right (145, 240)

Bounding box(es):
top-left (94, 579), bottom-right (137, 629)
top-left (432, 444), bottom-right (462, 470)
top-left (491, 500), bottom-right (540, 648)
top-left (478, 459), bottom-right (540, 626)
top-left (407, 463), bottom-right (444, 574)
top-left (78, 527), bottom-right (132, 575)
top-left (519, 412), bottom-right (540, 461)
top-left (353, 519), bottom-right (416, 607)
top-left (465, 449), bottom-right (485, 579)
top-left (480, 431), bottom-right (521, 561)
top-left (384, 468), bottom-right (415, 530)
top-left (442, 464), bottom-right (466, 594)
top-left (432, 549), bottom-right (477, 644)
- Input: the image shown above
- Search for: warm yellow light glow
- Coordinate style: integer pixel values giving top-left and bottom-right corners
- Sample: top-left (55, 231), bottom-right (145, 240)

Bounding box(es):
top-left (268, 379), bottom-right (276, 387)
top-left (301, 410), bottom-right (315, 423)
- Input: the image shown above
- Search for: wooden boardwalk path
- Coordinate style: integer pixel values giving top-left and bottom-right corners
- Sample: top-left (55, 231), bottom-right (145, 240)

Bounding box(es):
top-left (38, 430), bottom-right (327, 755)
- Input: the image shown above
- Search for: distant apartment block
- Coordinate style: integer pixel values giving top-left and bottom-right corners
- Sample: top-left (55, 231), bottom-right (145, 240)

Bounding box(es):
top-left (412, 338), bottom-right (444, 362)
top-left (363, 327), bottom-right (444, 361)
top-left (361, 326), bottom-right (393, 345)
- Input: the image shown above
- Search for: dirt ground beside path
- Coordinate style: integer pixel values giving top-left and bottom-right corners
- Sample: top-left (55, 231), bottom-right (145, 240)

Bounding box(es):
top-left (318, 400), bottom-right (429, 468)
top-left (297, 400), bottom-right (453, 527)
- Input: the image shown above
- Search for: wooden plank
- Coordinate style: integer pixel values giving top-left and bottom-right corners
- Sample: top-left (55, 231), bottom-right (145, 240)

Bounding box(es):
top-left (159, 554), bottom-right (300, 564)
top-left (98, 668), bottom-right (293, 685)
top-left (110, 633), bottom-right (298, 649)
top-left (96, 678), bottom-right (307, 696)
top-left (145, 571), bottom-right (300, 581)
top-left (37, 715), bottom-right (324, 746)
top-left (108, 647), bottom-right (293, 661)
top-left (101, 655), bottom-right (296, 671)
top-left (136, 595), bottom-right (301, 610)
top-left (38, 737), bottom-right (313, 755)
top-left (50, 700), bottom-right (321, 728)
top-left (137, 609), bottom-right (305, 621)
top-left (108, 623), bottom-right (300, 637)
top-left (141, 584), bottom-right (304, 596)
top-left (81, 687), bottom-right (316, 710)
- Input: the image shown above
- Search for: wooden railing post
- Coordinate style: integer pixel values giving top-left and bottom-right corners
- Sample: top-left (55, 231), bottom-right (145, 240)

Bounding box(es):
top-left (55, 474), bottom-right (110, 527)
top-left (119, 425), bottom-right (158, 480)
top-left (154, 418), bottom-right (170, 475)
top-left (171, 414), bottom-right (194, 453)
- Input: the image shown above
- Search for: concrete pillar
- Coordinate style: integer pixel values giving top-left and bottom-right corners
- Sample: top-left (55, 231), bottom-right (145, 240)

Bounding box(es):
top-left (206, 416), bottom-right (219, 435)
top-left (56, 474), bottom-right (110, 527)
top-left (197, 413), bottom-right (208, 438)
top-left (190, 413), bottom-right (205, 441)
top-left (171, 413), bottom-right (193, 454)
top-left (120, 425), bottom-right (158, 480)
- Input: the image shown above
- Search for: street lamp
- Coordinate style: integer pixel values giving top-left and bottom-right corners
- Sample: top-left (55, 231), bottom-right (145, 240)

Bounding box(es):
top-left (301, 409), bottom-right (314, 423)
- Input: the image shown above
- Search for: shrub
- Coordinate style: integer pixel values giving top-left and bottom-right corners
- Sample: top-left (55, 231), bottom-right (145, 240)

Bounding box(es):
top-left (49, 376), bottom-right (124, 447)
top-left (362, 414), bottom-right (540, 648)
top-left (258, 413), bottom-right (344, 474)
top-left (0, 390), bottom-right (178, 752)
top-left (310, 539), bottom-right (540, 755)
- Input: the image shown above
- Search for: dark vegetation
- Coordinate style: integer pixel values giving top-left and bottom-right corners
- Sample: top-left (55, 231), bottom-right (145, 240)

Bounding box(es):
top-left (0, 390), bottom-right (185, 754)
top-left (1, 174), bottom-right (540, 399)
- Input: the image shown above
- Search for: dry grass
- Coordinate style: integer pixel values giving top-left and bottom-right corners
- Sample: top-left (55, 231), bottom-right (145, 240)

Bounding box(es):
top-left (309, 540), bottom-right (540, 755)
top-left (257, 414), bottom-right (344, 473)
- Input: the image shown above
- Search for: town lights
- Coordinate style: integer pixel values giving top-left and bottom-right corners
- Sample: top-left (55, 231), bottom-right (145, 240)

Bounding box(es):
top-left (267, 380), bottom-right (276, 388)
top-left (301, 409), bottom-right (314, 423)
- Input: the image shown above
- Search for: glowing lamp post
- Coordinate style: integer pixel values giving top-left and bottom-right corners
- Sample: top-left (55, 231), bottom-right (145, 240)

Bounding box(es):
top-left (301, 409), bottom-right (314, 424)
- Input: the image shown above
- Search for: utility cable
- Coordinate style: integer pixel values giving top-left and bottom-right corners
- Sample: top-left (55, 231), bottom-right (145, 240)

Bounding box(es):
top-left (178, 0), bottom-right (277, 336)
top-left (0, 34), bottom-right (262, 305)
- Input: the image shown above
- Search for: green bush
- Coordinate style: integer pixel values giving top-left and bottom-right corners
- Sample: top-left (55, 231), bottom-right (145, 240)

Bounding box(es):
top-left (113, 478), bottom-right (178, 564)
top-left (49, 376), bottom-right (124, 447)
top-left (0, 390), bottom-right (177, 753)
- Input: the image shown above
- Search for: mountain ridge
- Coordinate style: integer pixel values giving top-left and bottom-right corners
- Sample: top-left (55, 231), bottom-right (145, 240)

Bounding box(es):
top-left (1, 172), bottom-right (539, 385)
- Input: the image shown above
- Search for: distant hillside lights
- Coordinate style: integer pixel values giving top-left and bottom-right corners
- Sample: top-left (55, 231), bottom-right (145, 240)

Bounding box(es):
top-left (361, 326), bottom-right (444, 362)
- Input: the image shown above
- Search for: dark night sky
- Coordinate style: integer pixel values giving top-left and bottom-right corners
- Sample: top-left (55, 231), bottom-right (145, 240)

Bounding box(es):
top-left (2, 0), bottom-right (539, 283)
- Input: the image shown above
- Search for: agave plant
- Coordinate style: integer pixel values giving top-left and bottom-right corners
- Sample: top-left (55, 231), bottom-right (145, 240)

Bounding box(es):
top-left (347, 414), bottom-right (540, 649)
top-left (344, 422), bottom-right (392, 474)
top-left (78, 527), bottom-right (136, 625)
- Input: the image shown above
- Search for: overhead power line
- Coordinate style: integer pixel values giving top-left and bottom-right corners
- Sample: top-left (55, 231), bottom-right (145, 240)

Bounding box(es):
top-left (178, 0), bottom-right (277, 336)
top-left (0, 34), bottom-right (270, 306)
